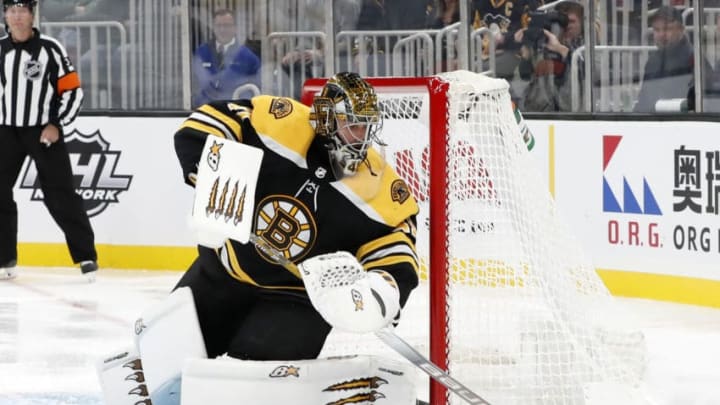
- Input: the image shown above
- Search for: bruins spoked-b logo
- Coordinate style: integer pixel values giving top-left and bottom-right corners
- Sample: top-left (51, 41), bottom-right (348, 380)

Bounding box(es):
top-left (253, 195), bottom-right (316, 263)
top-left (19, 129), bottom-right (133, 217)
top-left (23, 60), bottom-right (43, 80)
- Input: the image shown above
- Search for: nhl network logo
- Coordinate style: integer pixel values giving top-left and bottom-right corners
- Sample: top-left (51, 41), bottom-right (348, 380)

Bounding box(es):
top-left (19, 129), bottom-right (133, 217)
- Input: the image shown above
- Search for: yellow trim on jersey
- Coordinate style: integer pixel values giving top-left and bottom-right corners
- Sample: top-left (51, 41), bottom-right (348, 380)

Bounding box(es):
top-left (250, 95), bottom-right (315, 156)
top-left (224, 241), bottom-right (306, 291)
top-left (224, 240), bottom-right (259, 285)
top-left (225, 102), bottom-right (252, 122)
top-left (199, 104), bottom-right (242, 139)
top-left (340, 149), bottom-right (386, 201)
top-left (357, 232), bottom-right (418, 273)
top-left (364, 255), bottom-right (418, 273)
top-left (397, 219), bottom-right (417, 238)
top-left (180, 120), bottom-right (225, 138)
top-left (356, 231), bottom-right (416, 260)
top-left (341, 150), bottom-right (419, 227)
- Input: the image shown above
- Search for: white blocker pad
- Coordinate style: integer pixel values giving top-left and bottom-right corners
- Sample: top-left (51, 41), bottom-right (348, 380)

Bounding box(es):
top-left (181, 355), bottom-right (417, 405)
top-left (134, 287), bottom-right (207, 397)
top-left (96, 347), bottom-right (152, 405)
top-left (192, 137), bottom-right (264, 247)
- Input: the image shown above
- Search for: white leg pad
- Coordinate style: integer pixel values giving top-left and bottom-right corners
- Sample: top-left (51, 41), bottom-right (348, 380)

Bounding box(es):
top-left (96, 347), bottom-right (152, 405)
top-left (134, 287), bottom-right (207, 400)
top-left (180, 355), bottom-right (417, 405)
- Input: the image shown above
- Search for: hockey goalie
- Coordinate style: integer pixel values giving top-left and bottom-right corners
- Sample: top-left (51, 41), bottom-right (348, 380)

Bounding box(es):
top-left (97, 72), bottom-right (423, 405)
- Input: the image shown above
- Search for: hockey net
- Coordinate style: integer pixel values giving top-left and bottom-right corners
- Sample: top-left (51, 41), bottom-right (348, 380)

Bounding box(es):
top-left (302, 70), bottom-right (647, 405)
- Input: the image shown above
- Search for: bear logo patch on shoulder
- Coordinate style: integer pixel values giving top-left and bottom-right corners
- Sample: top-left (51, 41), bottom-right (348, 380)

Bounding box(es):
top-left (391, 179), bottom-right (410, 204)
top-left (269, 97), bottom-right (293, 119)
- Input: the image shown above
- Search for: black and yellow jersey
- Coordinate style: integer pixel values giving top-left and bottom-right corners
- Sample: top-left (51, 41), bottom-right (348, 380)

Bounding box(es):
top-left (174, 96), bottom-right (420, 305)
top-left (471, 0), bottom-right (540, 33)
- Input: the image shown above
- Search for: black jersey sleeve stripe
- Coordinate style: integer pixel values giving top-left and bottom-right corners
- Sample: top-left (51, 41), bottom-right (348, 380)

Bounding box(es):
top-left (186, 110), bottom-right (235, 139)
top-left (356, 231), bottom-right (418, 261)
top-left (179, 118), bottom-right (226, 138)
top-left (48, 45), bottom-right (83, 124)
top-left (363, 254), bottom-right (419, 273)
top-left (174, 125), bottom-right (215, 187)
top-left (58, 86), bottom-right (83, 125)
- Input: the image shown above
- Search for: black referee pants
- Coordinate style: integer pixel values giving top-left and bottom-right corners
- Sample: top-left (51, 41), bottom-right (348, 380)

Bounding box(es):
top-left (0, 125), bottom-right (96, 264)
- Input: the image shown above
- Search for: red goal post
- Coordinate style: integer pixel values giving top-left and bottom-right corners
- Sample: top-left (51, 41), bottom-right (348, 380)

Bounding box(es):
top-left (302, 76), bottom-right (453, 405)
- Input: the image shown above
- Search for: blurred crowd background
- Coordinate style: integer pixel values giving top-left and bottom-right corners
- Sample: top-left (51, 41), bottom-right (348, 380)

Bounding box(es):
top-left (18, 0), bottom-right (720, 113)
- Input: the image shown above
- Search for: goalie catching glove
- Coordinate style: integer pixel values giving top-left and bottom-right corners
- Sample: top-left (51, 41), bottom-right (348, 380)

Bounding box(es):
top-left (299, 251), bottom-right (400, 333)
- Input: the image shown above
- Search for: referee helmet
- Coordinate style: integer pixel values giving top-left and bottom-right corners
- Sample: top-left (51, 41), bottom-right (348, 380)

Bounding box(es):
top-left (3, 0), bottom-right (37, 12)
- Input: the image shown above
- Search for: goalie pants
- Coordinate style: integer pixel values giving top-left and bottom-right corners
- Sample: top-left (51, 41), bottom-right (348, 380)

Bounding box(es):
top-left (0, 125), bottom-right (96, 264)
top-left (174, 251), bottom-right (333, 360)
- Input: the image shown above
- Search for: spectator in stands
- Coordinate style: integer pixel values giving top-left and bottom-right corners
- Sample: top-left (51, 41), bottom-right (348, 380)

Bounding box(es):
top-left (355, 0), bottom-right (430, 32)
top-left (41, 0), bottom-right (78, 21)
top-left (52, 0), bottom-right (127, 22)
top-left (426, 0), bottom-right (459, 29)
top-left (70, 0), bottom-right (128, 21)
top-left (471, 0), bottom-right (543, 80)
top-left (426, 0), bottom-right (461, 72)
top-left (192, 8), bottom-right (261, 108)
top-left (382, 0), bottom-right (431, 31)
top-left (517, 1), bottom-right (586, 111)
top-left (280, 0), bottom-right (361, 98)
top-left (706, 12), bottom-right (720, 110)
top-left (55, 1), bottom-right (131, 109)
top-left (348, 0), bottom-right (432, 75)
top-left (634, 6), bottom-right (712, 112)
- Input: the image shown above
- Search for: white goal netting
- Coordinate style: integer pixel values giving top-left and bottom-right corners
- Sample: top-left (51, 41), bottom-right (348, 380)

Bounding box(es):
top-left (318, 70), bottom-right (647, 405)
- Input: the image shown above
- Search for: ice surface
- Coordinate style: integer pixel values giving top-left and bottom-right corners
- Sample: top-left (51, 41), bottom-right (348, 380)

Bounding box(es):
top-left (0, 267), bottom-right (719, 405)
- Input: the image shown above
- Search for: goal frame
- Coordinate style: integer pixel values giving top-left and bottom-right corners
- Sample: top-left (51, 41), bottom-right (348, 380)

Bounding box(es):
top-left (302, 76), bottom-right (452, 405)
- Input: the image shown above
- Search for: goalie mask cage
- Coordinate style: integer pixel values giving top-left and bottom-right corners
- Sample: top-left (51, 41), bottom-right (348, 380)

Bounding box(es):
top-left (301, 70), bottom-right (647, 405)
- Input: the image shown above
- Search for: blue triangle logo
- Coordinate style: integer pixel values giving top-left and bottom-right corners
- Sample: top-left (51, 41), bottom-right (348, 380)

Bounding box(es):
top-left (623, 177), bottom-right (642, 213)
top-left (603, 177), bottom-right (622, 212)
top-left (643, 178), bottom-right (662, 215)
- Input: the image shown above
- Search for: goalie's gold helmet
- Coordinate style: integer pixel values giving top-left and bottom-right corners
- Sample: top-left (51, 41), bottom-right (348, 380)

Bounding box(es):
top-left (310, 72), bottom-right (383, 177)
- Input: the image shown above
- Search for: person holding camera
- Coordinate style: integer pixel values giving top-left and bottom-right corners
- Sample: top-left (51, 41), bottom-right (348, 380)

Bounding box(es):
top-left (515, 2), bottom-right (586, 112)
top-left (471, 0), bottom-right (543, 80)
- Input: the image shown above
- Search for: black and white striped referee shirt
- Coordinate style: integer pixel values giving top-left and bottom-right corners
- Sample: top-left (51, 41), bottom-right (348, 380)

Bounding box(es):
top-left (0, 27), bottom-right (83, 127)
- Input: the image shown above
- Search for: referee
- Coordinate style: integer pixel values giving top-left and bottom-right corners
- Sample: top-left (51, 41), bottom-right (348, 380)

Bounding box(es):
top-left (0, 0), bottom-right (98, 281)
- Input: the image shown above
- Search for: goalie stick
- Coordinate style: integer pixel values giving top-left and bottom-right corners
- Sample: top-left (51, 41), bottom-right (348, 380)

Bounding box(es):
top-left (249, 234), bottom-right (493, 405)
